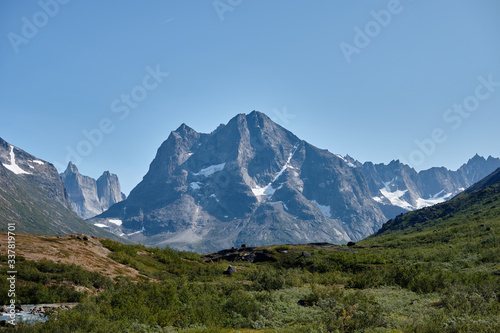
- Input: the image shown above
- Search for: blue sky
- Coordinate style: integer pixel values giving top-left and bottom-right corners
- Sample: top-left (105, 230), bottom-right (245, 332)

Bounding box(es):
top-left (1, 0), bottom-right (499, 195)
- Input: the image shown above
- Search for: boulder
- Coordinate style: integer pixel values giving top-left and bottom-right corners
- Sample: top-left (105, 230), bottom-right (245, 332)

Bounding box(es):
top-left (14, 304), bottom-right (26, 312)
top-left (302, 251), bottom-right (311, 258)
top-left (223, 265), bottom-right (237, 275)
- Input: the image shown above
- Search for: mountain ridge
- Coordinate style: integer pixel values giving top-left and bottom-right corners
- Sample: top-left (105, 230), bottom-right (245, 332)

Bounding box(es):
top-left (90, 111), bottom-right (500, 252)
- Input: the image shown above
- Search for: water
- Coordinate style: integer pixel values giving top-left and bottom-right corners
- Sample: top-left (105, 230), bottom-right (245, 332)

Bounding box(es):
top-left (1, 305), bottom-right (50, 325)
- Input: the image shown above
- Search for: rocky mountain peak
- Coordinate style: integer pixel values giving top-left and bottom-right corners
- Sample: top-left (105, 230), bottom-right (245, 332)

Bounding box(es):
top-left (62, 162), bottom-right (81, 177)
top-left (89, 112), bottom-right (500, 253)
top-left (175, 123), bottom-right (197, 137)
top-left (60, 164), bottom-right (126, 219)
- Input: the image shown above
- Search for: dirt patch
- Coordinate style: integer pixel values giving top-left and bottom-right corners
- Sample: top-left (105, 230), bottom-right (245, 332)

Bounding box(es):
top-left (0, 232), bottom-right (147, 281)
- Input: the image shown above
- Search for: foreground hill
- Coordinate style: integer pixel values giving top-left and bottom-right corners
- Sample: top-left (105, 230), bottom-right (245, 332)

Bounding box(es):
top-left (0, 233), bottom-right (144, 281)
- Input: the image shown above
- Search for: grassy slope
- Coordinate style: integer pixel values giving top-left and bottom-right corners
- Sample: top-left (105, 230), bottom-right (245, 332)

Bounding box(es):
top-left (2, 183), bottom-right (499, 332)
top-left (363, 181), bottom-right (500, 276)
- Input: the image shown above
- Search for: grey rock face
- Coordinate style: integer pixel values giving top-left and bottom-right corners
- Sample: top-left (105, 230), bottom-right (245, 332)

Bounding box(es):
top-left (97, 171), bottom-right (127, 210)
top-left (91, 111), bottom-right (500, 253)
top-left (61, 162), bottom-right (126, 219)
top-left (0, 137), bottom-right (70, 207)
top-left (0, 137), bottom-right (125, 240)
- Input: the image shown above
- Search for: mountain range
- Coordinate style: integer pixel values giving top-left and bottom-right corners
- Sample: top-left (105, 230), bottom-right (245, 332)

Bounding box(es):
top-left (4, 155), bottom-right (499, 331)
top-left (89, 111), bottom-right (500, 252)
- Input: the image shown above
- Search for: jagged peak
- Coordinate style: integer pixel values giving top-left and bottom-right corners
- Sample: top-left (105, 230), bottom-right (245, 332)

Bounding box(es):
top-left (388, 159), bottom-right (403, 166)
top-left (470, 153), bottom-right (485, 161)
top-left (174, 123), bottom-right (197, 136)
top-left (65, 161), bottom-right (80, 174)
top-left (247, 110), bottom-right (270, 120)
top-left (98, 170), bottom-right (113, 179)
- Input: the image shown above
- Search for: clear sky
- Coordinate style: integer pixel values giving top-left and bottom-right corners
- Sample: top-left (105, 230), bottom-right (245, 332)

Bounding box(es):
top-left (1, 0), bottom-right (499, 195)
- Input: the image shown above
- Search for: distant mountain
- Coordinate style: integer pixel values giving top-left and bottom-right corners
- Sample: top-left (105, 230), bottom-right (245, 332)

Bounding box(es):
top-left (60, 162), bottom-right (126, 219)
top-left (90, 112), bottom-right (500, 252)
top-left (0, 137), bottom-right (126, 240)
top-left (462, 167), bottom-right (500, 195)
top-left (360, 154), bottom-right (500, 217)
top-left (372, 166), bottom-right (500, 237)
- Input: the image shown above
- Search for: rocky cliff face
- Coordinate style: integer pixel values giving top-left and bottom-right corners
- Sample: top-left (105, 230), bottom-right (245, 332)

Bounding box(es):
top-left (97, 171), bottom-right (127, 209)
top-left (90, 112), bottom-right (500, 253)
top-left (60, 163), bottom-right (126, 219)
top-left (0, 137), bottom-right (123, 239)
top-left (0, 137), bottom-right (70, 207)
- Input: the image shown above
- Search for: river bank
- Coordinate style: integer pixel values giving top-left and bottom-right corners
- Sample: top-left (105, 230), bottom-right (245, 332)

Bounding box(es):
top-left (0, 303), bottom-right (78, 326)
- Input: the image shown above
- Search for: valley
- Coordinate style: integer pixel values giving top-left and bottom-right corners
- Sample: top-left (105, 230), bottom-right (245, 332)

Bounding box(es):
top-left (1, 167), bottom-right (499, 331)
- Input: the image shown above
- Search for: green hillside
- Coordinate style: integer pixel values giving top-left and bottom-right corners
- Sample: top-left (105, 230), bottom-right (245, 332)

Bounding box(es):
top-left (2, 177), bottom-right (499, 332)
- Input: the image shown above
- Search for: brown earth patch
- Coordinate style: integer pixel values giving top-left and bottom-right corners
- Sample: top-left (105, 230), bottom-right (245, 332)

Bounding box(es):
top-left (0, 232), bottom-right (147, 281)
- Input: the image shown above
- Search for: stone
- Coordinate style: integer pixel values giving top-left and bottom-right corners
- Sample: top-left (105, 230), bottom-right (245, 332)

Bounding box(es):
top-left (223, 265), bottom-right (237, 275)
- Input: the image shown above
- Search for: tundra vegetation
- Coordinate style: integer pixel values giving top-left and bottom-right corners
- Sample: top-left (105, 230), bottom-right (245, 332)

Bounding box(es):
top-left (1, 182), bottom-right (499, 332)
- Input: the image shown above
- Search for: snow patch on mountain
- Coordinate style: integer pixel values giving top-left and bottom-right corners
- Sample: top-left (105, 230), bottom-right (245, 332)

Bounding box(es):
top-left (415, 190), bottom-right (453, 209)
top-left (379, 188), bottom-right (412, 210)
top-left (190, 182), bottom-right (202, 190)
top-left (336, 154), bottom-right (356, 168)
top-left (3, 145), bottom-right (30, 175)
top-left (193, 163), bottom-right (226, 177)
top-left (127, 227), bottom-right (145, 236)
top-left (252, 144), bottom-right (299, 200)
top-left (108, 219), bottom-right (122, 226)
top-left (251, 184), bottom-right (275, 197)
top-left (373, 180), bottom-right (413, 210)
